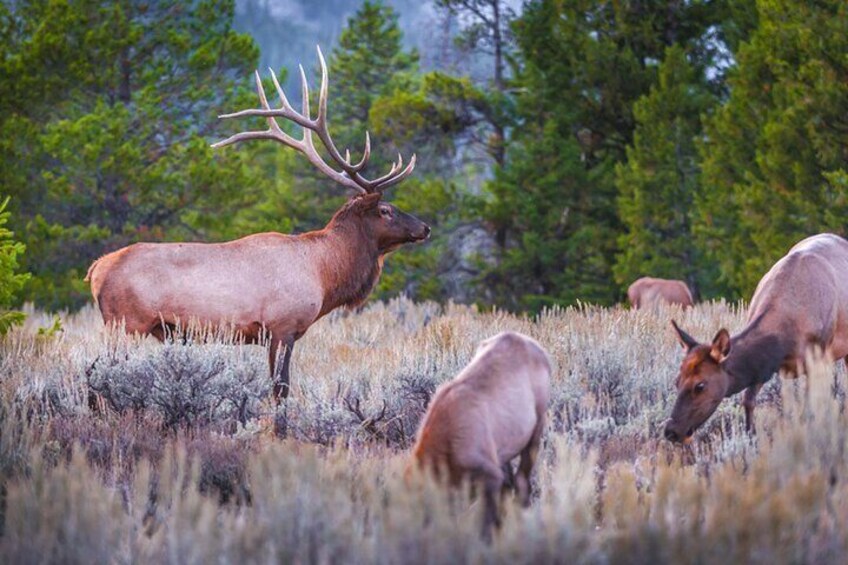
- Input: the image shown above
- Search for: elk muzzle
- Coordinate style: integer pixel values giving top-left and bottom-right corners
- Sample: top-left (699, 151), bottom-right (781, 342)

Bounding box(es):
top-left (398, 210), bottom-right (431, 242)
top-left (663, 420), bottom-right (695, 444)
top-left (414, 224), bottom-right (431, 241)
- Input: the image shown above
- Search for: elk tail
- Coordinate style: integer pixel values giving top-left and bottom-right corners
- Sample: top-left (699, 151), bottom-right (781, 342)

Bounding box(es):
top-left (84, 257), bottom-right (101, 283)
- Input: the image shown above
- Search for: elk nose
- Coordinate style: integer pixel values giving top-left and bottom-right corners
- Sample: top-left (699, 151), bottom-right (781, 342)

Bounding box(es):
top-left (422, 225), bottom-right (431, 238)
top-left (664, 427), bottom-right (680, 443)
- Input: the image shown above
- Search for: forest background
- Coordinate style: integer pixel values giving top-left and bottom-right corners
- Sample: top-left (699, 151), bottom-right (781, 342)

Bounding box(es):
top-left (1, 0), bottom-right (846, 321)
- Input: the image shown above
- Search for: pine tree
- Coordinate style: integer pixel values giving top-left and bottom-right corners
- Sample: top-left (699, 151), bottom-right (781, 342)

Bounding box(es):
top-left (614, 46), bottom-right (717, 296)
top-left (0, 197), bottom-right (28, 334)
top-left (282, 1), bottom-right (419, 231)
top-left (0, 0), bottom-right (267, 309)
top-left (480, 0), bottom-right (720, 309)
top-left (330, 1), bottom-right (417, 128)
top-left (322, 1), bottom-right (451, 301)
top-left (696, 0), bottom-right (848, 297)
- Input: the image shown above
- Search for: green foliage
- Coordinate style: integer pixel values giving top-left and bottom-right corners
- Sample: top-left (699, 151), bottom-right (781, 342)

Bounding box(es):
top-left (330, 1), bottom-right (418, 128)
top-left (480, 0), bottom-right (748, 310)
top-left (614, 46), bottom-right (718, 297)
top-left (2, 0), bottom-right (843, 313)
top-left (36, 315), bottom-right (63, 338)
top-left (0, 0), bottom-right (269, 310)
top-left (320, 1), bottom-right (464, 301)
top-left (327, 0), bottom-right (418, 183)
top-left (276, 1), bottom-right (423, 235)
top-left (431, 0), bottom-right (517, 164)
top-left (0, 197), bottom-right (29, 334)
top-left (370, 72), bottom-right (483, 163)
top-left (375, 177), bottom-right (464, 301)
top-left (486, 120), bottom-right (618, 310)
top-left (696, 0), bottom-right (848, 298)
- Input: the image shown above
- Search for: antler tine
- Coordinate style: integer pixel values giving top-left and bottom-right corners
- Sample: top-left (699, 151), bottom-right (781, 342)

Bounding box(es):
top-left (298, 64), bottom-right (311, 120)
top-left (353, 131), bottom-right (371, 172)
top-left (370, 159), bottom-right (400, 186)
top-left (211, 130), bottom-right (287, 149)
top-left (212, 47), bottom-right (415, 195)
top-left (296, 63), bottom-right (317, 155)
top-left (315, 46), bottom-right (371, 176)
top-left (212, 71), bottom-right (291, 149)
top-left (373, 154), bottom-right (417, 191)
top-left (268, 67), bottom-right (296, 117)
top-left (216, 70), bottom-right (312, 130)
top-left (255, 70), bottom-right (285, 135)
top-left (370, 152), bottom-right (406, 188)
top-left (316, 45), bottom-right (328, 128)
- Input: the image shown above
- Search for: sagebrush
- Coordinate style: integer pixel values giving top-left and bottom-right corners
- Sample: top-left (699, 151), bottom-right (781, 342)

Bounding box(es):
top-left (1, 298), bottom-right (846, 563)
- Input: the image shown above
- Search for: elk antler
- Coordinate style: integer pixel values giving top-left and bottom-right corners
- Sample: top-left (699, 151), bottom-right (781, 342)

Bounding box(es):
top-left (212, 46), bottom-right (415, 194)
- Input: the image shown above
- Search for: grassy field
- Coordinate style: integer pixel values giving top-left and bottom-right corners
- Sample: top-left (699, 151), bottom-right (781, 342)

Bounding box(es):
top-left (1, 298), bottom-right (847, 563)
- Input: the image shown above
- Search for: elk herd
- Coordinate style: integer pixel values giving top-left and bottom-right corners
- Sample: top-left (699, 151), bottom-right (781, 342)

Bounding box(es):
top-left (83, 48), bottom-right (848, 538)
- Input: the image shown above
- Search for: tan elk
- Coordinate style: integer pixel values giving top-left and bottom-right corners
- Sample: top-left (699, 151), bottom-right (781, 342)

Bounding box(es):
top-left (86, 48), bottom-right (430, 402)
top-left (664, 233), bottom-right (848, 443)
top-left (410, 331), bottom-right (551, 539)
top-left (628, 277), bottom-right (693, 310)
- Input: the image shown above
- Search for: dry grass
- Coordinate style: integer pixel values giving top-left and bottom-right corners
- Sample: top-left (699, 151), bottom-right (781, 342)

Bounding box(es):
top-left (1, 298), bottom-right (846, 563)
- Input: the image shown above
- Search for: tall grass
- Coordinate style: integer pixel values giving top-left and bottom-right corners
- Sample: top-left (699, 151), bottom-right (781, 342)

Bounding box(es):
top-left (1, 298), bottom-right (846, 563)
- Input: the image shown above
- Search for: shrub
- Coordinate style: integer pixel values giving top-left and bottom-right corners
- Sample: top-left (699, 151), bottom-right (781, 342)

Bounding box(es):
top-left (0, 197), bottom-right (28, 334)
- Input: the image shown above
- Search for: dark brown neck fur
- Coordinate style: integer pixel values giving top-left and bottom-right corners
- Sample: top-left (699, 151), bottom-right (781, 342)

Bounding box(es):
top-left (313, 204), bottom-right (382, 317)
top-left (723, 314), bottom-right (795, 396)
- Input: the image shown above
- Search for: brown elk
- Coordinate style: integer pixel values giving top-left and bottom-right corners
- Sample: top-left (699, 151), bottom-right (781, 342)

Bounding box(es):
top-left (86, 48), bottom-right (430, 402)
top-left (410, 331), bottom-right (551, 539)
top-left (627, 277), bottom-right (693, 310)
top-left (664, 233), bottom-right (848, 443)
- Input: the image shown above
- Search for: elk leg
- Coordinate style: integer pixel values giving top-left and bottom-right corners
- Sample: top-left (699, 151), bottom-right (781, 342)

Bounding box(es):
top-left (516, 416), bottom-right (545, 507)
top-left (500, 462), bottom-right (515, 497)
top-left (742, 383), bottom-right (763, 434)
top-left (270, 335), bottom-right (295, 403)
top-left (149, 323), bottom-right (167, 342)
top-left (149, 322), bottom-right (182, 344)
top-left (479, 465), bottom-right (505, 543)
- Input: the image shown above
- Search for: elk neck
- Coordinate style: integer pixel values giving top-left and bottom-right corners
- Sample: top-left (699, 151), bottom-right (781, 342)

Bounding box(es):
top-left (722, 311), bottom-right (794, 396)
top-left (312, 213), bottom-right (383, 317)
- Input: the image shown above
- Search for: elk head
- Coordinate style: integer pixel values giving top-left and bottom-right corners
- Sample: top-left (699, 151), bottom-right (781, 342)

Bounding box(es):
top-left (332, 193), bottom-right (430, 254)
top-left (664, 320), bottom-right (732, 443)
top-left (212, 46), bottom-right (430, 247)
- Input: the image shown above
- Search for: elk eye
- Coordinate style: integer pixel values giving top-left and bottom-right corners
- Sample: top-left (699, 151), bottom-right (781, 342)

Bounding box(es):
top-left (694, 382), bottom-right (706, 394)
top-left (380, 208), bottom-right (391, 218)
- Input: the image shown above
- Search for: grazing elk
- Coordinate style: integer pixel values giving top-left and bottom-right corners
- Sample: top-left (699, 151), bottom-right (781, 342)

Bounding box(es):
top-left (410, 331), bottom-right (551, 539)
top-left (86, 48), bottom-right (430, 402)
top-left (664, 233), bottom-right (848, 443)
top-left (627, 277), bottom-right (693, 310)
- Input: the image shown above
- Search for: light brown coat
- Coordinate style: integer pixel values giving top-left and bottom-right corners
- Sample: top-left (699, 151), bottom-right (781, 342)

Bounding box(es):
top-left (628, 277), bottom-right (694, 310)
top-left (87, 193), bottom-right (429, 401)
top-left (665, 233), bottom-right (848, 442)
top-left (411, 331), bottom-right (551, 538)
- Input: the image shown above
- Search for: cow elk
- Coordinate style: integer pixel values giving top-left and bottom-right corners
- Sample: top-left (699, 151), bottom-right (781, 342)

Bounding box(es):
top-left (86, 47), bottom-right (430, 403)
top-left (628, 277), bottom-right (693, 310)
top-left (410, 331), bottom-right (551, 539)
top-left (664, 233), bottom-right (848, 443)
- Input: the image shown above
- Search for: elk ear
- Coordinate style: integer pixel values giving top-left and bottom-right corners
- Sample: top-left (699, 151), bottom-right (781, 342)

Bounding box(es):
top-left (671, 320), bottom-right (698, 351)
top-left (351, 192), bottom-right (381, 213)
top-left (710, 329), bottom-right (731, 363)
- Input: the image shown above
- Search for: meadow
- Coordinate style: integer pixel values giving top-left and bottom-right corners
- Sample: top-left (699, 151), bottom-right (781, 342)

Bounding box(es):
top-left (1, 298), bottom-right (847, 563)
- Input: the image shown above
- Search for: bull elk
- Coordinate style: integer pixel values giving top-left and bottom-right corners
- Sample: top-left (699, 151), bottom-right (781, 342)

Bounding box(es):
top-left (627, 277), bottom-right (693, 310)
top-left (85, 48), bottom-right (430, 402)
top-left (664, 233), bottom-right (848, 443)
top-left (410, 331), bottom-right (551, 539)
